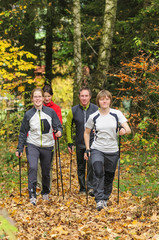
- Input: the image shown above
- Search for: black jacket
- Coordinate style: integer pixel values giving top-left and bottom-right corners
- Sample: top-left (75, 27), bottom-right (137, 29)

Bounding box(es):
top-left (72, 103), bottom-right (98, 146)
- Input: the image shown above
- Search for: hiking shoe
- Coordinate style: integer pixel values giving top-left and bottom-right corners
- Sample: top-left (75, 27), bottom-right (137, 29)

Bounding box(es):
top-left (42, 194), bottom-right (49, 200)
top-left (79, 190), bottom-right (86, 195)
top-left (96, 200), bottom-right (104, 211)
top-left (103, 200), bottom-right (107, 207)
top-left (88, 189), bottom-right (94, 197)
top-left (30, 196), bottom-right (36, 205)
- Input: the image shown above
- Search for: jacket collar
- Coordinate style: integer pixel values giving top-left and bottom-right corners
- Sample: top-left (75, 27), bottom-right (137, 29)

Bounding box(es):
top-left (79, 102), bottom-right (90, 110)
top-left (44, 100), bottom-right (54, 108)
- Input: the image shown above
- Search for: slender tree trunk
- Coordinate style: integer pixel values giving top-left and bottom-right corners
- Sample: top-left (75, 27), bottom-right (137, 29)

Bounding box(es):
top-left (19, 5), bottom-right (36, 110)
top-left (73, 0), bottom-right (82, 105)
top-left (45, 2), bottom-right (54, 84)
top-left (95, 0), bottom-right (117, 91)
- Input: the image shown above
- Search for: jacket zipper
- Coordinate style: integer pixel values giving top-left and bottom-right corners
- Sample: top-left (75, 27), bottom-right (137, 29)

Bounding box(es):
top-left (83, 110), bottom-right (86, 130)
top-left (38, 110), bottom-right (42, 147)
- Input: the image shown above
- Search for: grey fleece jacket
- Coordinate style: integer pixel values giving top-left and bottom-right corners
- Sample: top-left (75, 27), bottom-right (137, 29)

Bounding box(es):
top-left (17, 106), bottom-right (62, 152)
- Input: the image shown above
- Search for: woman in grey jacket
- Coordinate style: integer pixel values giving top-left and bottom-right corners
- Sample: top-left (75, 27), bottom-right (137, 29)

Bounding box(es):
top-left (16, 88), bottom-right (62, 205)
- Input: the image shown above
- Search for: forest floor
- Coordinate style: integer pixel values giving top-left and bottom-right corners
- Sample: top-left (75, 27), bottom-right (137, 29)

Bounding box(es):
top-left (0, 150), bottom-right (159, 240)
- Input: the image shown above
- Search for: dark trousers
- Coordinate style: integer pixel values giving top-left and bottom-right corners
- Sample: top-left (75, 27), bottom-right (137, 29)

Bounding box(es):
top-left (76, 144), bottom-right (93, 192)
top-left (26, 143), bottom-right (54, 198)
top-left (91, 149), bottom-right (119, 202)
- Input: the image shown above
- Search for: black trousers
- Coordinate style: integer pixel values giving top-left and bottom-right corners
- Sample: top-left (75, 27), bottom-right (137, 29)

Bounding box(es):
top-left (26, 143), bottom-right (54, 198)
top-left (76, 144), bottom-right (93, 192)
top-left (91, 149), bottom-right (119, 202)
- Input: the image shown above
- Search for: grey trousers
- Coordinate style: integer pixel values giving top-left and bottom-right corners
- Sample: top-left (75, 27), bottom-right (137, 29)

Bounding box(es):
top-left (26, 143), bottom-right (54, 198)
top-left (37, 150), bottom-right (54, 190)
top-left (91, 149), bottom-right (119, 202)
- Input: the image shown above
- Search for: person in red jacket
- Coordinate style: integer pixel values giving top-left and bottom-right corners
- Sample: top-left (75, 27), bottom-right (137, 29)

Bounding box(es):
top-left (37, 85), bottom-right (63, 194)
top-left (43, 85), bottom-right (63, 124)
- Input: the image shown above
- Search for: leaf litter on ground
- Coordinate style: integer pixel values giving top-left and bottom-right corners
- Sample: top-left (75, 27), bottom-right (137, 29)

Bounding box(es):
top-left (0, 151), bottom-right (159, 240)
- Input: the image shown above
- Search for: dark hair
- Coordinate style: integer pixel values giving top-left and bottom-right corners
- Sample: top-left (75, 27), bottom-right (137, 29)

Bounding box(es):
top-left (31, 88), bottom-right (44, 100)
top-left (42, 85), bottom-right (53, 96)
top-left (79, 86), bottom-right (92, 97)
top-left (96, 90), bottom-right (112, 107)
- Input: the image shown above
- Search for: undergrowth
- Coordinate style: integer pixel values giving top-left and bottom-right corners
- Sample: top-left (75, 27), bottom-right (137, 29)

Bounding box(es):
top-left (0, 138), bottom-right (158, 199)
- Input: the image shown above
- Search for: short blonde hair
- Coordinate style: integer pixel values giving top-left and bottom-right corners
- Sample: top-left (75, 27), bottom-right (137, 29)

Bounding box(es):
top-left (31, 88), bottom-right (44, 100)
top-left (96, 90), bottom-right (112, 107)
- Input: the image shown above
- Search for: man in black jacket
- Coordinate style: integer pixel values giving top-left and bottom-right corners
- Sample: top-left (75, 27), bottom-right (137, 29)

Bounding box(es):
top-left (66, 87), bottom-right (98, 193)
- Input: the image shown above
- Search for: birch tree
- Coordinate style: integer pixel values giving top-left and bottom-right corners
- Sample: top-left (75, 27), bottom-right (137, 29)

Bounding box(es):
top-left (73, 0), bottom-right (82, 105)
top-left (95, 0), bottom-right (117, 90)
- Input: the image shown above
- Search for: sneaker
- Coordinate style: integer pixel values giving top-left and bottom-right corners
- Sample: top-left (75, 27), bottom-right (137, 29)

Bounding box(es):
top-left (88, 189), bottom-right (94, 197)
top-left (42, 194), bottom-right (49, 200)
top-left (103, 200), bottom-right (107, 207)
top-left (96, 200), bottom-right (104, 211)
top-left (79, 190), bottom-right (86, 195)
top-left (30, 196), bottom-right (36, 205)
top-left (36, 187), bottom-right (41, 196)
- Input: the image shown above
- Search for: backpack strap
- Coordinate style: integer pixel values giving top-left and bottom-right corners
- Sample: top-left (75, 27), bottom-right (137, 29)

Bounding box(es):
top-left (109, 112), bottom-right (119, 133)
top-left (92, 113), bottom-right (100, 140)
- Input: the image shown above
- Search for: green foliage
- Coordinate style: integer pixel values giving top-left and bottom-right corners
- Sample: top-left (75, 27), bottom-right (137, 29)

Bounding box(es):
top-left (59, 109), bottom-right (69, 152)
top-left (111, 0), bottom-right (159, 66)
top-left (0, 142), bottom-right (27, 198)
top-left (114, 134), bottom-right (159, 198)
top-left (0, 214), bottom-right (18, 240)
top-left (0, 110), bottom-right (24, 142)
top-left (119, 115), bottom-right (158, 199)
top-left (113, 53), bottom-right (159, 142)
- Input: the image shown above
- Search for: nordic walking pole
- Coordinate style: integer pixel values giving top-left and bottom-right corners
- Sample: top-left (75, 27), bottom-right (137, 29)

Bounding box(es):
top-left (70, 151), bottom-right (72, 191)
top-left (85, 159), bottom-right (88, 204)
top-left (117, 132), bottom-right (121, 204)
top-left (57, 138), bottom-right (64, 199)
top-left (85, 151), bottom-right (89, 204)
top-left (55, 137), bottom-right (59, 196)
top-left (19, 152), bottom-right (22, 197)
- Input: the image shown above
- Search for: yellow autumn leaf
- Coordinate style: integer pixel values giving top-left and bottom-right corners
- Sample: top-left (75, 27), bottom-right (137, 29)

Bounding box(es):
top-left (108, 208), bottom-right (115, 213)
top-left (50, 225), bottom-right (68, 235)
top-left (132, 220), bottom-right (138, 225)
top-left (18, 86), bottom-right (25, 92)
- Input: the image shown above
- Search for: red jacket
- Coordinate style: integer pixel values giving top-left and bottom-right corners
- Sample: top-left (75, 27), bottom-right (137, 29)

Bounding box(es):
top-left (44, 101), bottom-right (63, 139)
top-left (44, 101), bottom-right (63, 124)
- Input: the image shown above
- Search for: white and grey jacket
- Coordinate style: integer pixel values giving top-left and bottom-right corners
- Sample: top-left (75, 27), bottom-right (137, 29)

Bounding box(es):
top-left (17, 106), bottom-right (63, 152)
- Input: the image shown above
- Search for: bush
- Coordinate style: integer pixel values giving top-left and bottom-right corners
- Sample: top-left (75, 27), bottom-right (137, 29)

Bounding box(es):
top-left (0, 109), bottom-right (24, 142)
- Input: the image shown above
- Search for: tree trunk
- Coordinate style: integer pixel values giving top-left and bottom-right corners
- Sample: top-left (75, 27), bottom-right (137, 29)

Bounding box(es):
top-left (19, 5), bottom-right (36, 110)
top-left (45, 2), bottom-right (54, 84)
top-left (95, 0), bottom-right (117, 92)
top-left (73, 0), bottom-right (82, 105)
